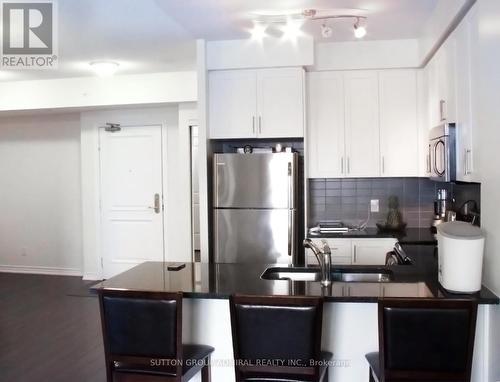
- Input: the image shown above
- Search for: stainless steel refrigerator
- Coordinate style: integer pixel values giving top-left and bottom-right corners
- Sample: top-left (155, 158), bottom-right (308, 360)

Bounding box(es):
top-left (213, 152), bottom-right (298, 264)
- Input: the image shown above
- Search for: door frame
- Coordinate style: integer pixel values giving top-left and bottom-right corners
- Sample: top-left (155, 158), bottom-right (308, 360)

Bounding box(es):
top-left (98, 123), bottom-right (166, 278)
top-left (81, 107), bottom-right (176, 280)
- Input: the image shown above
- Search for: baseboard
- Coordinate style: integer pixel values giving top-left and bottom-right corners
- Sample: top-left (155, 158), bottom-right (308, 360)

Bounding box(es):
top-left (0, 264), bottom-right (83, 277)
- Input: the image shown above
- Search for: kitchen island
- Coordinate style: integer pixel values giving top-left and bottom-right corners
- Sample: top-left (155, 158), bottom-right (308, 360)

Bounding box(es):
top-left (92, 245), bottom-right (498, 382)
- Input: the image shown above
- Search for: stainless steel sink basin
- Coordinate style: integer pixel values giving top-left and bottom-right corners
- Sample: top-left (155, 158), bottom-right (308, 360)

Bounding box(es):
top-left (261, 267), bottom-right (393, 283)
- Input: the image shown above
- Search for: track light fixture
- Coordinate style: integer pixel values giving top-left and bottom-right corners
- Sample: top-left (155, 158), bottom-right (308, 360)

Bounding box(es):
top-left (354, 17), bottom-right (367, 39)
top-left (250, 9), bottom-right (368, 40)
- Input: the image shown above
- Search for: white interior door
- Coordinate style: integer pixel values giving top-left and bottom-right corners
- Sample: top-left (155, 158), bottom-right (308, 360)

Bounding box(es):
top-left (99, 125), bottom-right (164, 278)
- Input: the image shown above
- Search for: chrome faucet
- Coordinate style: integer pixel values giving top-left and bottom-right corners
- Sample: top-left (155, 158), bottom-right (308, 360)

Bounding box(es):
top-left (303, 239), bottom-right (332, 286)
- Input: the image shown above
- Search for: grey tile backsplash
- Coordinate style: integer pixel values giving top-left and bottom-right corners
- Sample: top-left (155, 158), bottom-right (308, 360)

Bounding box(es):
top-left (308, 178), bottom-right (481, 228)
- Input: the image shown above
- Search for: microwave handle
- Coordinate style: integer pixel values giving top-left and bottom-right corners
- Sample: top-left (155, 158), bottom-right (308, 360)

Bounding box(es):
top-left (427, 144), bottom-right (432, 173)
top-left (433, 140), bottom-right (446, 177)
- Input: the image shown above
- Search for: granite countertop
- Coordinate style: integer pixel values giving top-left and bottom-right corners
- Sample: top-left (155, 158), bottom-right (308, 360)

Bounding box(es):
top-left (308, 227), bottom-right (437, 245)
top-left (92, 245), bottom-right (498, 304)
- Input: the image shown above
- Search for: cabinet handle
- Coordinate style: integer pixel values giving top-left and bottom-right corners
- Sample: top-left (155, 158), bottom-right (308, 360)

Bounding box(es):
top-left (465, 149), bottom-right (472, 175)
top-left (258, 116), bottom-right (262, 134)
top-left (382, 156), bottom-right (385, 174)
top-left (353, 245), bottom-right (357, 263)
top-left (252, 116), bottom-right (255, 134)
top-left (341, 157), bottom-right (344, 174)
top-left (439, 100), bottom-right (446, 121)
top-left (347, 157), bottom-right (351, 174)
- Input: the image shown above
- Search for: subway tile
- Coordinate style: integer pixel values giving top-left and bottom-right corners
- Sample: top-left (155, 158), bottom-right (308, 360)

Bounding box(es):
top-left (311, 196), bottom-right (326, 205)
top-left (309, 179), bottom-right (326, 190)
top-left (341, 188), bottom-right (356, 197)
top-left (325, 196), bottom-right (341, 206)
top-left (325, 188), bottom-right (342, 197)
top-left (310, 189), bottom-right (326, 198)
top-left (341, 180), bottom-right (357, 189)
top-left (325, 179), bottom-right (342, 189)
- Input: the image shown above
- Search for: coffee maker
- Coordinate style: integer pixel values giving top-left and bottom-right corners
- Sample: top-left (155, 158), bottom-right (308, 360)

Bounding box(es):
top-left (432, 188), bottom-right (453, 228)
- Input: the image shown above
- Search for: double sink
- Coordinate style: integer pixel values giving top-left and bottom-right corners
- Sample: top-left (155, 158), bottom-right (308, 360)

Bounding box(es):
top-left (261, 266), bottom-right (393, 283)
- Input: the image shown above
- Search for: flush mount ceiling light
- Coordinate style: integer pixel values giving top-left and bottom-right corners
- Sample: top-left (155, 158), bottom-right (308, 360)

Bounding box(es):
top-left (250, 8), bottom-right (368, 40)
top-left (89, 61), bottom-right (120, 77)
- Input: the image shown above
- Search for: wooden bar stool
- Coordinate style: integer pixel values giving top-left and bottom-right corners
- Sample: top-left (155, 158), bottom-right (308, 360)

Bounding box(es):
top-left (366, 298), bottom-right (478, 382)
top-left (229, 295), bottom-right (332, 382)
top-left (98, 290), bottom-right (213, 382)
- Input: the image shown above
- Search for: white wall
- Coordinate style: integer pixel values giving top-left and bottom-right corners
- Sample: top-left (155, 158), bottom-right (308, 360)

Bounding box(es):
top-left (314, 39), bottom-right (420, 70)
top-left (80, 105), bottom-right (196, 279)
top-left (472, 1), bottom-right (500, 380)
top-left (0, 113), bottom-right (82, 275)
top-left (418, 0), bottom-right (472, 64)
top-left (0, 72), bottom-right (197, 112)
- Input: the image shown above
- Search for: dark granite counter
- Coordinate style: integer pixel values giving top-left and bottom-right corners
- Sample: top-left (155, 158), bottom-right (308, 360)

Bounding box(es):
top-left (92, 245), bottom-right (498, 304)
top-left (308, 227), bottom-right (437, 245)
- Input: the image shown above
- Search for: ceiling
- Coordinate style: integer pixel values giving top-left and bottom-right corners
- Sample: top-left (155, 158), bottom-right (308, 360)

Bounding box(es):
top-left (0, 0), bottom-right (439, 82)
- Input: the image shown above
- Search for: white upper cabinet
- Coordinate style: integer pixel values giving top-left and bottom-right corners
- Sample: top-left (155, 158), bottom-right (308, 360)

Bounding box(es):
top-left (208, 68), bottom-right (304, 139)
top-left (209, 70), bottom-right (257, 139)
top-left (423, 7), bottom-right (479, 182)
top-left (379, 70), bottom-right (419, 177)
top-left (307, 69), bottom-right (420, 178)
top-left (427, 40), bottom-right (457, 127)
top-left (454, 9), bottom-right (478, 182)
top-left (344, 71), bottom-right (380, 177)
top-left (307, 72), bottom-right (345, 178)
top-left (257, 68), bottom-right (304, 138)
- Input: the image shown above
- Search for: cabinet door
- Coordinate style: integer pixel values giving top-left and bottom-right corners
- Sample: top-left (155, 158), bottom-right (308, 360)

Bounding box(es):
top-left (379, 70), bottom-right (419, 177)
top-left (208, 70), bottom-right (257, 139)
top-left (307, 72), bottom-right (346, 178)
top-left (454, 17), bottom-right (475, 181)
top-left (257, 68), bottom-right (304, 138)
top-left (440, 39), bottom-right (457, 123)
top-left (426, 57), bottom-right (441, 127)
top-left (344, 71), bottom-right (380, 177)
top-left (351, 239), bottom-right (396, 265)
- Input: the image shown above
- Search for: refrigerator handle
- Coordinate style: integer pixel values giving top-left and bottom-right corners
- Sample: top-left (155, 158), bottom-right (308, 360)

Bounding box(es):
top-left (288, 210), bottom-right (294, 258)
top-left (287, 162), bottom-right (294, 258)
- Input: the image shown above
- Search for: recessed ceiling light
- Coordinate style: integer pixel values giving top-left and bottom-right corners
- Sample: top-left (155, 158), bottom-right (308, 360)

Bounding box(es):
top-left (89, 61), bottom-right (119, 77)
top-left (250, 22), bottom-right (267, 41)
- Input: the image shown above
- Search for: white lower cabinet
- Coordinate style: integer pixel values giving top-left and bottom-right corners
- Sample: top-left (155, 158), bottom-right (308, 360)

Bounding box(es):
top-left (351, 239), bottom-right (397, 265)
top-left (305, 238), bottom-right (396, 266)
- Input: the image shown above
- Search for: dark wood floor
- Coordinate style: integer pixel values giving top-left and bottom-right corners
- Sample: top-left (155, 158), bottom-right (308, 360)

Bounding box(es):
top-left (0, 273), bottom-right (106, 382)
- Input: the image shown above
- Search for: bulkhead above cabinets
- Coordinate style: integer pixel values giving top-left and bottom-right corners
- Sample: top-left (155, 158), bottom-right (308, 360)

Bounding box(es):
top-left (307, 69), bottom-right (420, 178)
top-left (208, 67), bottom-right (305, 139)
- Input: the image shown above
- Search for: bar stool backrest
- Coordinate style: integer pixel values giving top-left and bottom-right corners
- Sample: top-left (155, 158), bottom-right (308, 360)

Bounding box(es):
top-left (379, 298), bottom-right (478, 382)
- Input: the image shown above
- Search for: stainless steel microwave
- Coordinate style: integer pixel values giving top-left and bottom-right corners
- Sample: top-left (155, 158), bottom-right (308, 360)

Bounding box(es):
top-left (428, 123), bottom-right (456, 182)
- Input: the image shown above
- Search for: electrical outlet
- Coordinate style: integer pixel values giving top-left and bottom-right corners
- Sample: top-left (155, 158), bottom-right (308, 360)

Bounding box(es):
top-left (370, 199), bottom-right (379, 213)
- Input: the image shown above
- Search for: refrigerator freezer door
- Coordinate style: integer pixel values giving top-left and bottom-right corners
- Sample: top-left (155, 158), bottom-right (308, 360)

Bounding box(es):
top-left (214, 209), bottom-right (295, 264)
top-left (214, 153), bottom-right (297, 209)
